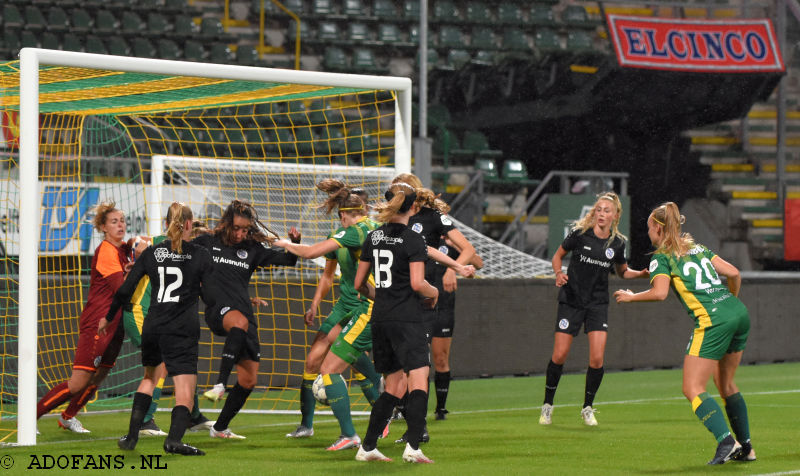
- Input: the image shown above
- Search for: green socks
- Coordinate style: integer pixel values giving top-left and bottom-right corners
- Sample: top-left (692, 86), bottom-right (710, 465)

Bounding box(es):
top-left (692, 392), bottom-right (731, 443)
top-left (724, 392), bottom-right (750, 443)
top-left (324, 373), bottom-right (356, 437)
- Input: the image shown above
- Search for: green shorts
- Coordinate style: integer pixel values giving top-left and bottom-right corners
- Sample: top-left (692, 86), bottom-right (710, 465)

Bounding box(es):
top-left (123, 309), bottom-right (143, 348)
top-left (686, 300), bottom-right (750, 360)
top-left (329, 300), bottom-right (373, 364)
top-left (319, 300), bottom-right (358, 335)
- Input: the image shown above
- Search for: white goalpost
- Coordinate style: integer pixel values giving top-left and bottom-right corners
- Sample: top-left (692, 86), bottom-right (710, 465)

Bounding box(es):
top-left (16, 48), bottom-right (412, 446)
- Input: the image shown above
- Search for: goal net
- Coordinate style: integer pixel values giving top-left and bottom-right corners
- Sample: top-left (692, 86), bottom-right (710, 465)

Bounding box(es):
top-left (1, 49), bottom-right (411, 445)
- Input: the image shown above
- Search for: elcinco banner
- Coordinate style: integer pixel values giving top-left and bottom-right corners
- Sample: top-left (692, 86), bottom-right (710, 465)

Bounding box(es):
top-left (606, 15), bottom-right (785, 73)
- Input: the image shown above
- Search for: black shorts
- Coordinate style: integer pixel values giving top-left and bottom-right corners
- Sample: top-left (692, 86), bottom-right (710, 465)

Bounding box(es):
top-left (371, 320), bottom-right (430, 374)
top-left (141, 332), bottom-right (198, 377)
top-left (204, 305), bottom-right (261, 363)
top-left (555, 302), bottom-right (608, 336)
top-left (431, 290), bottom-right (455, 338)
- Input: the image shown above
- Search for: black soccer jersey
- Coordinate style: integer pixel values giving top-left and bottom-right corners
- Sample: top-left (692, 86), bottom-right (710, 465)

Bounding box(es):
top-left (360, 223), bottom-right (428, 323)
top-left (408, 207), bottom-right (456, 282)
top-left (106, 240), bottom-right (214, 338)
top-left (558, 228), bottom-right (627, 308)
top-left (432, 240), bottom-right (460, 286)
top-left (192, 233), bottom-right (298, 319)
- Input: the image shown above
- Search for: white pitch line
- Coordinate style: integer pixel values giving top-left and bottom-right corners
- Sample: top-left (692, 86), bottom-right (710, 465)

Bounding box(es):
top-left (750, 471), bottom-right (800, 476)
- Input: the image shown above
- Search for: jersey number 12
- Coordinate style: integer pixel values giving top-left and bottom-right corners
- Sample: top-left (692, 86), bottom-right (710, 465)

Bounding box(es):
top-left (157, 266), bottom-right (183, 303)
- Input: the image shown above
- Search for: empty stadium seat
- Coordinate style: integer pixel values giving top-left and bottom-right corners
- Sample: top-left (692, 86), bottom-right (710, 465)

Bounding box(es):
top-left (464, 1), bottom-right (492, 24)
top-left (501, 159), bottom-right (529, 182)
top-left (172, 14), bottom-right (198, 38)
top-left (209, 43), bottom-right (234, 63)
top-left (157, 38), bottom-right (181, 60)
top-left (131, 37), bottom-right (156, 58)
top-left (433, 0), bottom-right (460, 23)
top-left (403, 0), bottom-right (420, 21)
top-left (373, 0), bottom-right (396, 18)
top-left (323, 46), bottom-right (349, 71)
top-left (85, 35), bottom-right (108, 54)
top-left (69, 9), bottom-right (93, 33)
top-left (438, 25), bottom-right (464, 49)
top-left (62, 33), bottom-right (84, 52)
top-left (23, 6), bottom-right (47, 32)
top-left (121, 11), bottom-right (146, 36)
top-left (534, 28), bottom-right (563, 56)
top-left (106, 36), bottom-right (131, 56)
top-left (463, 130), bottom-right (503, 158)
top-left (566, 30), bottom-right (596, 54)
top-left (497, 2), bottom-right (523, 26)
top-left (41, 32), bottom-right (60, 50)
top-left (343, 0), bottom-right (365, 17)
top-left (2, 5), bottom-right (24, 29)
top-left (561, 5), bottom-right (594, 28)
top-left (469, 27), bottom-right (496, 51)
top-left (352, 47), bottom-right (386, 73)
top-left (147, 13), bottom-right (172, 37)
top-left (377, 23), bottom-right (403, 45)
top-left (46, 7), bottom-right (70, 33)
top-left (20, 30), bottom-right (39, 49)
top-left (347, 23), bottom-right (371, 42)
top-left (95, 10), bottom-right (120, 35)
top-left (311, 0), bottom-right (336, 16)
top-left (475, 157), bottom-right (498, 180)
top-left (529, 4), bottom-right (557, 27)
top-left (183, 40), bottom-right (206, 61)
top-left (501, 28), bottom-right (532, 53)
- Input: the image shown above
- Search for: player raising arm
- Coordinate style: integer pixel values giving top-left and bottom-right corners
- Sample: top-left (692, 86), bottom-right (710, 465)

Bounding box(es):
top-left (614, 202), bottom-right (754, 465)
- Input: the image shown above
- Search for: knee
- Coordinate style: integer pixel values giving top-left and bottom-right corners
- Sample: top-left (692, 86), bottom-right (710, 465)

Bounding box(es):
top-left (588, 356), bottom-right (604, 368)
top-left (238, 373), bottom-right (257, 388)
top-left (433, 353), bottom-right (449, 371)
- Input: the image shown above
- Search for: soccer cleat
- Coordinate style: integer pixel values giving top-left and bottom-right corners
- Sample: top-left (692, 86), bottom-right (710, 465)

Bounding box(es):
top-left (285, 425), bottom-right (314, 438)
top-left (118, 434), bottom-right (138, 450)
top-left (581, 406), bottom-right (598, 426)
top-left (394, 428), bottom-right (430, 444)
top-left (730, 439), bottom-right (756, 462)
top-left (203, 383), bottom-right (225, 402)
top-left (390, 406), bottom-right (404, 421)
top-left (189, 414), bottom-right (215, 432)
top-left (539, 404), bottom-right (553, 425)
top-left (326, 434), bottom-right (361, 451)
top-left (435, 409), bottom-right (448, 421)
top-left (355, 446), bottom-right (392, 462)
top-left (139, 419), bottom-right (167, 436)
top-left (164, 440), bottom-right (205, 456)
top-left (209, 426), bottom-right (246, 439)
top-left (707, 435), bottom-right (740, 465)
top-left (402, 443), bottom-right (434, 463)
top-left (58, 416), bottom-right (90, 433)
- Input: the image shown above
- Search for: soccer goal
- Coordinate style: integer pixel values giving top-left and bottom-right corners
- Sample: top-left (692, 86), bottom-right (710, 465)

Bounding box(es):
top-left (2, 48), bottom-right (411, 445)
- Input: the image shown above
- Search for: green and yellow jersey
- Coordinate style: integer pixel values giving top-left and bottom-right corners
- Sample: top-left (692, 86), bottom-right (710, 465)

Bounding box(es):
top-left (325, 216), bottom-right (379, 308)
top-left (122, 235), bottom-right (165, 347)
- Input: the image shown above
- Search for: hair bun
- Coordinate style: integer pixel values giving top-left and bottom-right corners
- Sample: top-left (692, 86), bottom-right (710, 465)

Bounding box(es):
top-left (679, 215), bottom-right (686, 225)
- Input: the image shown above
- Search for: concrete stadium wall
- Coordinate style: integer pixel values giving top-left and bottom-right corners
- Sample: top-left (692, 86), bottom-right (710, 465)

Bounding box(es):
top-left (447, 276), bottom-right (800, 378)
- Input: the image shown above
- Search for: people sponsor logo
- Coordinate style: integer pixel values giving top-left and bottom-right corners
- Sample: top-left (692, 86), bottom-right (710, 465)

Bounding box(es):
top-left (605, 248), bottom-right (615, 259)
top-left (220, 306), bottom-right (230, 316)
top-left (371, 229), bottom-right (384, 245)
top-left (649, 259), bottom-right (659, 273)
top-left (153, 247), bottom-right (190, 263)
top-left (441, 215), bottom-right (453, 226)
top-left (558, 319), bottom-right (569, 330)
top-left (411, 223), bottom-right (423, 233)
top-left (334, 230), bottom-right (346, 239)
top-left (438, 245), bottom-right (449, 254)
top-left (237, 249), bottom-right (248, 259)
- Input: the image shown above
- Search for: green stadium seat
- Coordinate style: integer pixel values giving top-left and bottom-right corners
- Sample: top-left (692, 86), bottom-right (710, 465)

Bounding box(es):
top-left (529, 4), bottom-right (557, 27)
top-left (200, 17), bottom-right (225, 39)
top-left (172, 15), bottom-right (198, 38)
top-left (23, 6), bottom-right (47, 32)
top-left (287, 100), bottom-right (310, 125)
top-left (323, 46), bottom-right (349, 72)
top-left (69, 9), bottom-right (93, 33)
top-left (236, 45), bottom-right (260, 66)
top-left (433, 0), bottom-right (460, 23)
top-left (85, 35), bottom-right (108, 54)
top-left (534, 28), bottom-right (564, 58)
top-left (183, 40), bottom-right (206, 61)
top-left (500, 28), bottom-right (532, 53)
top-left (347, 23), bottom-right (371, 42)
top-left (157, 38), bottom-right (181, 60)
top-left (46, 7), bottom-right (70, 33)
top-left (283, 0), bottom-right (305, 15)
top-left (314, 21), bottom-right (340, 42)
top-left (343, 0), bottom-right (365, 17)
top-left (469, 27), bottom-right (496, 51)
top-left (287, 20), bottom-right (312, 43)
top-left (409, 24), bottom-right (436, 47)
top-left (147, 13), bottom-right (172, 37)
top-left (293, 126), bottom-right (315, 157)
top-left (41, 32), bottom-right (60, 50)
top-left (62, 33), bottom-right (83, 52)
top-left (275, 127), bottom-right (298, 157)
top-left (95, 10), bottom-right (120, 35)
top-left (376, 23), bottom-right (403, 45)
top-left (438, 49), bottom-right (471, 71)
top-left (121, 11), bottom-right (146, 36)
top-left (474, 157), bottom-right (498, 180)
top-left (562, 5), bottom-right (593, 28)
top-left (566, 30), bottom-right (596, 54)
top-left (438, 25), bottom-right (464, 49)
top-left (131, 37), bottom-right (156, 58)
top-left (427, 103), bottom-right (452, 130)
top-left (373, 0), bottom-right (396, 19)
top-left (463, 130), bottom-right (503, 158)
top-left (209, 43), bottom-right (234, 63)
top-left (497, 2), bottom-right (523, 26)
top-left (403, 0), bottom-right (420, 21)
top-left (311, 0), bottom-right (336, 16)
top-left (471, 49), bottom-right (497, 66)
top-left (352, 47), bottom-right (387, 73)
top-left (464, 1), bottom-right (492, 24)
top-left (106, 36), bottom-right (131, 56)
top-left (20, 30), bottom-right (38, 49)
top-left (2, 5), bottom-right (24, 29)
top-left (2, 31), bottom-right (21, 58)
top-left (501, 159), bottom-right (529, 182)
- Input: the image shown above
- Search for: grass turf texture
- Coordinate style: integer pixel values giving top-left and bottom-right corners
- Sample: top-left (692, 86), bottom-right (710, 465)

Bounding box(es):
top-left (6, 362), bottom-right (799, 475)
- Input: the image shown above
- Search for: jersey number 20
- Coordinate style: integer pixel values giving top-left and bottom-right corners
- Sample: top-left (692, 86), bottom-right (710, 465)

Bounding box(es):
top-left (682, 257), bottom-right (721, 290)
top-left (157, 266), bottom-right (183, 303)
top-left (373, 249), bottom-right (393, 288)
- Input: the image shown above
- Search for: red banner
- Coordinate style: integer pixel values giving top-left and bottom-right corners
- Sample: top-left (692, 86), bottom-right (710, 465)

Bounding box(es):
top-left (785, 199), bottom-right (800, 261)
top-left (607, 15), bottom-right (784, 73)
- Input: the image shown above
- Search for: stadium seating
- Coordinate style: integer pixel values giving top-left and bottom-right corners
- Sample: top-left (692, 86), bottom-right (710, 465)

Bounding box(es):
top-left (434, 0), bottom-right (461, 23)
top-left (2, 5), bottom-right (24, 29)
top-left (209, 43), bottom-right (234, 64)
top-left (343, 0), bottom-right (366, 18)
top-left (311, 0), bottom-right (336, 17)
top-left (469, 27), bottom-right (497, 52)
top-left (85, 35), bottom-right (108, 55)
top-left (438, 25), bottom-right (465, 49)
top-left (131, 37), bottom-right (156, 58)
top-left (183, 40), bottom-right (206, 62)
top-left (529, 4), bottom-right (558, 27)
top-left (323, 46), bottom-right (349, 71)
top-left (23, 5), bottom-right (47, 32)
top-left (474, 157), bottom-right (498, 180)
top-left (41, 32), bottom-right (60, 50)
top-left (46, 7), bottom-right (71, 33)
top-left (373, 0), bottom-right (396, 19)
top-left (352, 47), bottom-right (388, 74)
top-left (95, 10), bottom-right (120, 36)
top-left (62, 33), bottom-right (84, 52)
top-left (464, 1), bottom-right (492, 24)
top-left (497, 2), bottom-right (523, 26)
top-left (403, 0), bottom-right (421, 21)
top-left (107, 36), bottom-right (131, 56)
top-left (157, 38), bottom-right (181, 60)
top-left (172, 14), bottom-right (198, 38)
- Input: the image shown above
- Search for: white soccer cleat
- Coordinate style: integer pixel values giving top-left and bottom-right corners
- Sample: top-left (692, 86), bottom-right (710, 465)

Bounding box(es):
top-left (326, 434), bottom-right (361, 451)
top-left (402, 443), bottom-right (434, 463)
top-left (285, 425), bottom-right (314, 438)
top-left (581, 406), bottom-right (598, 426)
top-left (539, 403), bottom-right (553, 425)
top-left (355, 446), bottom-right (392, 462)
top-left (58, 416), bottom-right (90, 434)
top-left (203, 383), bottom-right (225, 402)
top-left (139, 419), bottom-right (167, 436)
top-left (209, 427), bottom-right (246, 439)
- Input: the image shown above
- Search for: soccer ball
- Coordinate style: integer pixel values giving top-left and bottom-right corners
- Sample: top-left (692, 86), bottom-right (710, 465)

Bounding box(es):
top-left (312, 374), bottom-right (329, 406)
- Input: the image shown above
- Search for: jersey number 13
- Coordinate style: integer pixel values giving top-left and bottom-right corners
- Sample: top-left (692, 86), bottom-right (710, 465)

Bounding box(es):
top-left (373, 249), bottom-right (394, 288)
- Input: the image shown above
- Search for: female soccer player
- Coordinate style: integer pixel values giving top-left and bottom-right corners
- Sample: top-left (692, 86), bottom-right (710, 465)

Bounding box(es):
top-left (614, 202), bottom-right (754, 465)
top-left (353, 183), bottom-right (440, 464)
top-left (539, 192), bottom-right (647, 426)
top-left (35, 201), bottom-right (140, 433)
top-left (195, 199), bottom-right (300, 439)
top-left (100, 202), bottom-right (214, 455)
top-left (122, 208), bottom-right (214, 437)
top-left (271, 179), bottom-right (382, 447)
top-left (391, 173), bottom-right (475, 436)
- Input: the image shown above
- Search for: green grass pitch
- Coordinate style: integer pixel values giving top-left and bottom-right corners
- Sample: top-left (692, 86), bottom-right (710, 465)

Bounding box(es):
top-left (5, 362), bottom-right (799, 475)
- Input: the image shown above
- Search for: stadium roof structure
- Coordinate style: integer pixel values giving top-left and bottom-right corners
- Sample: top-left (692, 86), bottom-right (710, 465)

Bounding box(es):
top-left (0, 61), bottom-right (375, 115)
